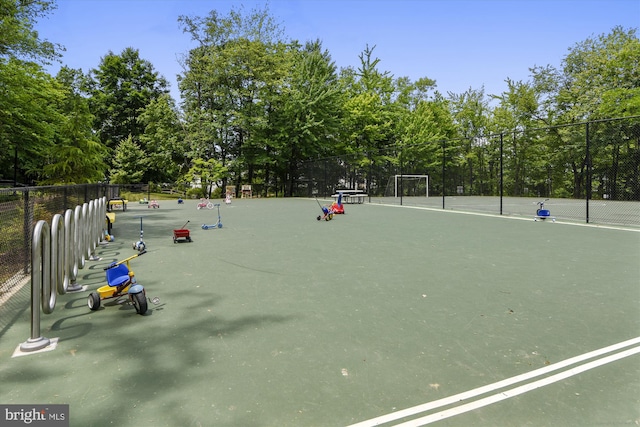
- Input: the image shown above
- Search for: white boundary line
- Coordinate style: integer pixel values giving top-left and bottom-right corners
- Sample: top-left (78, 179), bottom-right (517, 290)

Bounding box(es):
top-left (396, 346), bottom-right (640, 426)
top-left (347, 336), bottom-right (640, 427)
top-left (367, 202), bottom-right (640, 233)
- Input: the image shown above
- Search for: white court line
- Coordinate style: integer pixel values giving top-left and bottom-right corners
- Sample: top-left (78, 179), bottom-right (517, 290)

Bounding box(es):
top-left (347, 336), bottom-right (640, 427)
top-left (368, 202), bottom-right (640, 233)
top-left (396, 345), bottom-right (640, 426)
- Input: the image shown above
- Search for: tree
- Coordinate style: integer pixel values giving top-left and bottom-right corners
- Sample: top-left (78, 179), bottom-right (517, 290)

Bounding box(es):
top-left (178, 5), bottom-right (287, 194)
top-left (341, 45), bottom-right (397, 156)
top-left (448, 87), bottom-right (491, 194)
top-left (268, 40), bottom-right (344, 196)
top-left (492, 79), bottom-right (548, 196)
top-left (137, 94), bottom-right (187, 183)
top-left (110, 136), bottom-right (147, 184)
top-left (555, 26), bottom-right (640, 121)
top-left (527, 27), bottom-right (640, 199)
top-left (87, 47), bottom-right (169, 153)
top-left (0, 0), bottom-right (63, 184)
top-left (0, 0), bottom-right (61, 63)
top-left (0, 58), bottom-right (61, 183)
top-left (183, 158), bottom-right (228, 198)
top-left (40, 67), bottom-right (108, 184)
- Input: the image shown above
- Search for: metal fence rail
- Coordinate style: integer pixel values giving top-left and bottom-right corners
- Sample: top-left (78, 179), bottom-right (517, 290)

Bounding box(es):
top-left (1, 117), bottom-right (639, 335)
top-left (298, 116), bottom-right (640, 226)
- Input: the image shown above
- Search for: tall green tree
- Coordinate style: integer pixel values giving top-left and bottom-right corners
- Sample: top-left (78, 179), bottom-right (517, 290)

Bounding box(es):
top-left (492, 79), bottom-right (548, 196)
top-left (341, 45), bottom-right (397, 157)
top-left (183, 158), bottom-right (228, 198)
top-left (0, 0), bottom-right (61, 62)
top-left (137, 94), bottom-right (187, 183)
top-left (178, 5), bottom-right (287, 194)
top-left (0, 58), bottom-right (61, 183)
top-left (0, 0), bottom-right (63, 184)
top-left (527, 27), bottom-right (640, 199)
top-left (40, 67), bottom-right (108, 184)
top-left (268, 40), bottom-right (344, 196)
top-left (110, 136), bottom-right (146, 184)
top-left (87, 47), bottom-right (169, 153)
top-left (448, 87), bottom-right (491, 194)
top-left (555, 26), bottom-right (640, 121)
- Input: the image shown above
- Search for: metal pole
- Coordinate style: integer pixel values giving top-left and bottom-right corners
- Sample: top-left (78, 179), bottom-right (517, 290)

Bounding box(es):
top-left (500, 133), bottom-right (504, 215)
top-left (586, 122), bottom-right (591, 223)
top-left (400, 149), bottom-right (404, 206)
top-left (20, 220), bottom-right (51, 352)
top-left (13, 144), bottom-right (18, 187)
top-left (442, 139), bottom-right (446, 209)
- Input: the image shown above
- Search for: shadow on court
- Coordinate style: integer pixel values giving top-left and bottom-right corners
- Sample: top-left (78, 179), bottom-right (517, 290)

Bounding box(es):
top-left (0, 198), bottom-right (638, 426)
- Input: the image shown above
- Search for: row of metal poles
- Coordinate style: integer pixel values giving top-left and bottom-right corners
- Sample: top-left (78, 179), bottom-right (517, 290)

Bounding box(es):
top-left (19, 197), bottom-right (107, 352)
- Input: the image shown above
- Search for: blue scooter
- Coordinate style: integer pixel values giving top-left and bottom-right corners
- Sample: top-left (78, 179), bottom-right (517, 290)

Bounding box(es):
top-left (202, 204), bottom-right (223, 229)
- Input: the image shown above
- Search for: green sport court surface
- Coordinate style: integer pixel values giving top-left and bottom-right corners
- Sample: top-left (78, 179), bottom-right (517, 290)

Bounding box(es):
top-left (1, 198), bottom-right (638, 426)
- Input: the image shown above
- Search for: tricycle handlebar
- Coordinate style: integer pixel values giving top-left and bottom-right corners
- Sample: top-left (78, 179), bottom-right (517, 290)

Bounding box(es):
top-left (103, 250), bottom-right (146, 270)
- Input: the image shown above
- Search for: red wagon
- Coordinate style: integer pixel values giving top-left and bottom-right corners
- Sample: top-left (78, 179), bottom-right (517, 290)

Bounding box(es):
top-left (173, 221), bottom-right (192, 243)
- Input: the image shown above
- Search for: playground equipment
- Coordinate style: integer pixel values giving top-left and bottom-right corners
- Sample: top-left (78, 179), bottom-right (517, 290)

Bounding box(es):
top-left (132, 216), bottom-right (146, 251)
top-left (316, 198), bottom-right (335, 221)
top-left (316, 193), bottom-right (344, 221)
top-left (534, 199), bottom-right (556, 222)
top-left (202, 204), bottom-right (223, 229)
top-left (87, 251), bottom-right (158, 315)
top-left (197, 198), bottom-right (214, 210)
top-left (173, 220), bottom-right (192, 243)
top-left (332, 192), bottom-right (345, 214)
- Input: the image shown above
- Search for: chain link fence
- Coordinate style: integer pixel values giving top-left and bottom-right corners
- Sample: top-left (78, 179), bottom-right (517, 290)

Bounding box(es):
top-left (0, 184), bottom-right (108, 336)
top-left (299, 116), bottom-right (640, 226)
top-left (1, 117), bottom-right (638, 335)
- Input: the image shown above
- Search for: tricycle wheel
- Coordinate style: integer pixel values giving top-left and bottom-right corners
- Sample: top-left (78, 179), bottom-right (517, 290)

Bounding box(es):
top-left (88, 292), bottom-right (101, 311)
top-left (130, 291), bottom-right (148, 315)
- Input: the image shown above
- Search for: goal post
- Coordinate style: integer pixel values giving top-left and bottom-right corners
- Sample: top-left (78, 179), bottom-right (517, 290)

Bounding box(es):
top-left (385, 175), bottom-right (429, 198)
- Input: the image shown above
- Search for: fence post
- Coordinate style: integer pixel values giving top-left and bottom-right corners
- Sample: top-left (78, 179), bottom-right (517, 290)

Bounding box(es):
top-left (22, 189), bottom-right (31, 274)
top-left (400, 149), bottom-right (404, 206)
top-left (586, 121), bottom-right (591, 223)
top-left (500, 133), bottom-right (504, 215)
top-left (367, 151), bottom-right (372, 202)
top-left (442, 139), bottom-right (446, 209)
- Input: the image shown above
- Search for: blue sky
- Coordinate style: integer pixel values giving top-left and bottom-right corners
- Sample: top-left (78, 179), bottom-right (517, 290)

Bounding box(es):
top-left (35, 0), bottom-right (639, 104)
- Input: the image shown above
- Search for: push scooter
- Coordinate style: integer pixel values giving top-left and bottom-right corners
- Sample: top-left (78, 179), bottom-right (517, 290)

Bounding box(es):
top-left (202, 204), bottom-right (223, 229)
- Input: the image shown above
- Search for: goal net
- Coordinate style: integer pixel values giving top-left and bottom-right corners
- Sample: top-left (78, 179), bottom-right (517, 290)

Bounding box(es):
top-left (384, 175), bottom-right (429, 198)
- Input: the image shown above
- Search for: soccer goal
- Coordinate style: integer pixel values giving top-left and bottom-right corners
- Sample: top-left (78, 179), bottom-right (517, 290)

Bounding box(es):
top-left (384, 175), bottom-right (429, 198)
